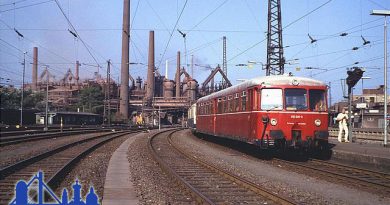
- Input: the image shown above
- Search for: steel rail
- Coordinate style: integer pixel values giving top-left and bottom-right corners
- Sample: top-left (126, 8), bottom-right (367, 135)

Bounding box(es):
top-left (149, 129), bottom-right (297, 205)
top-left (46, 131), bottom-right (132, 189)
top-left (0, 127), bottom-right (103, 138)
top-left (273, 158), bottom-right (390, 194)
top-left (148, 129), bottom-right (214, 205)
top-left (168, 131), bottom-right (297, 205)
top-left (0, 129), bottom-right (113, 146)
top-left (309, 159), bottom-right (390, 188)
top-left (0, 130), bottom-right (126, 179)
top-left (1, 130), bottom-right (137, 204)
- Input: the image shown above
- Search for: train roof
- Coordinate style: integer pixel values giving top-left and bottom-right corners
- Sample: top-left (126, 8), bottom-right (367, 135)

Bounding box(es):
top-left (198, 75), bottom-right (326, 102)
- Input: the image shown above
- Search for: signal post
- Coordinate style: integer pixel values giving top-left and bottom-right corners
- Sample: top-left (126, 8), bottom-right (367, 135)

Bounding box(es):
top-left (346, 67), bottom-right (364, 142)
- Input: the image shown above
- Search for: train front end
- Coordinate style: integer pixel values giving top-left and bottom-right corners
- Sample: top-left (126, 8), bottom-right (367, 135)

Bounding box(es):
top-left (257, 80), bottom-right (329, 150)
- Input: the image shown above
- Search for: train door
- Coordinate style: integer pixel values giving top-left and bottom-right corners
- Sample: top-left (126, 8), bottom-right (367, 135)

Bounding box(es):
top-left (213, 98), bottom-right (217, 135)
top-left (249, 88), bottom-right (259, 140)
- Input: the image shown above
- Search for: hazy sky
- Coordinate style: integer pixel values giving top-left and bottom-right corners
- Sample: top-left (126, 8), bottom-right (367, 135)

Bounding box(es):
top-left (0, 0), bottom-right (389, 103)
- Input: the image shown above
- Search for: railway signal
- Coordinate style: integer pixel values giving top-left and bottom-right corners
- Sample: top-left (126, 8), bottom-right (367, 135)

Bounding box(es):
top-left (346, 67), bottom-right (365, 88)
top-left (346, 67), bottom-right (365, 142)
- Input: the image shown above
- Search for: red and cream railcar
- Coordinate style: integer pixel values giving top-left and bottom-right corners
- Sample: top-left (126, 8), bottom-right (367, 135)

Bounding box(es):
top-left (196, 75), bottom-right (329, 149)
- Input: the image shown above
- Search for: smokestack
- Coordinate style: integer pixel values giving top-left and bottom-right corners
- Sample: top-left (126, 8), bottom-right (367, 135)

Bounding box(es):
top-left (75, 60), bottom-right (80, 89)
top-left (32, 47), bottom-right (38, 91)
top-left (175, 51), bottom-right (181, 97)
top-left (165, 60), bottom-right (169, 79)
top-left (146, 31), bottom-right (155, 104)
top-left (119, 0), bottom-right (130, 120)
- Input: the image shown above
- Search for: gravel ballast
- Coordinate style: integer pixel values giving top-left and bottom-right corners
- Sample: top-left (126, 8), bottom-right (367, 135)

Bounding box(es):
top-left (173, 130), bottom-right (389, 205)
top-left (0, 131), bottom-right (111, 168)
top-left (127, 130), bottom-right (195, 204)
top-left (54, 132), bottom-right (133, 203)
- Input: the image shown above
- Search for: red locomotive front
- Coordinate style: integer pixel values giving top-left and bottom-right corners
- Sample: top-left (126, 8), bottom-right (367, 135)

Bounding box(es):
top-left (195, 75), bottom-right (329, 151)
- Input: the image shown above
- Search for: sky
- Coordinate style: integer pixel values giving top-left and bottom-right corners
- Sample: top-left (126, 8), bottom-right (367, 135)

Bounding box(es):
top-left (0, 0), bottom-right (389, 104)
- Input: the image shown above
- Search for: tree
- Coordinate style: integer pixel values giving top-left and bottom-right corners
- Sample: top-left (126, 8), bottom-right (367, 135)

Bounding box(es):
top-left (0, 87), bottom-right (20, 109)
top-left (0, 87), bottom-right (45, 109)
top-left (75, 86), bottom-right (104, 114)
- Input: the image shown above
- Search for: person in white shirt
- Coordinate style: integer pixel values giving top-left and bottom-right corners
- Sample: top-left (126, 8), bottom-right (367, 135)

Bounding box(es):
top-left (336, 108), bottom-right (349, 142)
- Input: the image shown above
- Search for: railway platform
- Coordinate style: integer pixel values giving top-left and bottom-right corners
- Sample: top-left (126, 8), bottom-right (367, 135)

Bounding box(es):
top-left (329, 139), bottom-right (390, 172)
top-left (102, 132), bottom-right (143, 205)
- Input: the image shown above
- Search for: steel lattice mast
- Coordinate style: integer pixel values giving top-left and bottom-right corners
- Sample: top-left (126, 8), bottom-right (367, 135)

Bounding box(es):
top-left (266, 0), bottom-right (284, 76)
top-left (222, 36), bottom-right (227, 88)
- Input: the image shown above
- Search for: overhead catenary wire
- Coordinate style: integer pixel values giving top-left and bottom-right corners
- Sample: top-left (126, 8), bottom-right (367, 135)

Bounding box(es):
top-left (0, 0), bottom-right (30, 7)
top-left (53, 0), bottom-right (101, 70)
top-left (157, 0), bottom-right (189, 69)
top-left (0, 0), bottom-right (54, 13)
top-left (186, 0), bottom-right (230, 34)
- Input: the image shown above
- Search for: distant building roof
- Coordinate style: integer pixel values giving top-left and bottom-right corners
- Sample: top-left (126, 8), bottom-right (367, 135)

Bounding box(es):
top-left (35, 111), bottom-right (100, 116)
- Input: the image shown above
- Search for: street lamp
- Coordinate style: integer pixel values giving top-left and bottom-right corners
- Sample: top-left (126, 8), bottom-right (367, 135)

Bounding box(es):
top-left (371, 10), bottom-right (389, 146)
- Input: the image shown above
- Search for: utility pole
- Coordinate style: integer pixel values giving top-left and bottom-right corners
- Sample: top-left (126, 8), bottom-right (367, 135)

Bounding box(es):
top-left (329, 82), bottom-right (332, 108)
top-left (371, 10), bottom-right (389, 146)
top-left (20, 52), bottom-right (26, 127)
top-left (328, 81), bottom-right (332, 126)
top-left (348, 86), bottom-right (353, 142)
top-left (158, 105), bottom-right (161, 130)
top-left (266, 0), bottom-right (284, 76)
top-left (44, 66), bottom-right (49, 131)
top-left (177, 29), bottom-right (187, 69)
top-left (107, 60), bottom-right (111, 126)
top-left (120, 0), bottom-right (130, 121)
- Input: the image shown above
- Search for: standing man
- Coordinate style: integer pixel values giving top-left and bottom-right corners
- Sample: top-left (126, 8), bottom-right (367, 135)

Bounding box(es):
top-left (336, 108), bottom-right (349, 142)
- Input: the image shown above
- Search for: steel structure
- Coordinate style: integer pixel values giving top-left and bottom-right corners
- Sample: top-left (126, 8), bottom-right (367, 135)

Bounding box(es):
top-left (222, 36), bottom-right (227, 87)
top-left (266, 0), bottom-right (284, 76)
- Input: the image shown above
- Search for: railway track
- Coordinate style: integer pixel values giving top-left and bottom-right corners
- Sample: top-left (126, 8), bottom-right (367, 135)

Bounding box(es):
top-left (0, 130), bottom-right (134, 204)
top-left (149, 129), bottom-right (296, 205)
top-left (273, 158), bottom-right (390, 197)
top-left (0, 129), bottom-right (114, 146)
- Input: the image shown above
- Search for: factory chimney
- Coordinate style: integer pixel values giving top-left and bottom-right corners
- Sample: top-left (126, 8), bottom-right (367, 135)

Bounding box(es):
top-left (175, 51), bottom-right (181, 97)
top-left (32, 47), bottom-right (38, 91)
top-left (146, 31), bottom-right (155, 105)
top-left (119, 0), bottom-right (130, 120)
top-left (75, 60), bottom-right (80, 90)
top-left (165, 60), bottom-right (169, 79)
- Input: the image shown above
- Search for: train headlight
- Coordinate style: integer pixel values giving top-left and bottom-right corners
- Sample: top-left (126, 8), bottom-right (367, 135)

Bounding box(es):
top-left (314, 119), bottom-right (321, 127)
top-left (270, 118), bottom-right (278, 126)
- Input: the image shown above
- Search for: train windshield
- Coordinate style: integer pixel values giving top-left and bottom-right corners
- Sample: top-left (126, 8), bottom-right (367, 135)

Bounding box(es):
top-left (309, 89), bottom-right (327, 111)
top-left (285, 89), bottom-right (307, 111)
top-left (261, 88), bottom-right (283, 110)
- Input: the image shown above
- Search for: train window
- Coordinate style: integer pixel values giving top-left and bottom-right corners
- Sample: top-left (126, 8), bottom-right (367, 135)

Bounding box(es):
top-left (227, 95), bottom-right (233, 112)
top-left (218, 98), bottom-right (223, 114)
top-left (261, 88), bottom-right (283, 110)
top-left (309, 90), bottom-right (327, 112)
top-left (223, 97), bottom-right (228, 113)
top-left (235, 93), bottom-right (240, 111)
top-left (241, 91), bottom-right (247, 111)
top-left (285, 89), bottom-right (308, 111)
